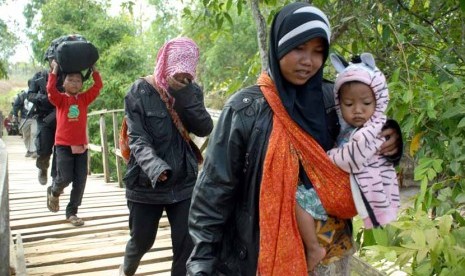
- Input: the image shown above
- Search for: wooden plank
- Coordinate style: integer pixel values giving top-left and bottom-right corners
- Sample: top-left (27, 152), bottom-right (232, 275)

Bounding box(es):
top-left (10, 208), bottom-right (130, 229)
top-left (23, 230), bottom-right (170, 257)
top-left (350, 255), bottom-right (387, 276)
top-left (26, 247), bottom-right (173, 275)
top-left (15, 233), bottom-right (27, 276)
top-left (12, 216), bottom-right (130, 238)
top-left (25, 238), bottom-right (173, 267)
top-left (78, 260), bottom-right (173, 276)
top-left (3, 132), bottom-right (190, 275)
top-left (10, 205), bottom-right (129, 221)
top-left (88, 143), bottom-right (102, 152)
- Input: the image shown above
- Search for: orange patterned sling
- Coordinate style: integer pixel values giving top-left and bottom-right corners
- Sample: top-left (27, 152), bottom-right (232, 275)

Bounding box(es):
top-left (257, 72), bottom-right (356, 275)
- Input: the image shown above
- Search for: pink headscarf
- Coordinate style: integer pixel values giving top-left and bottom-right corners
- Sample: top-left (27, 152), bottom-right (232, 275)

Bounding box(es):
top-left (153, 37), bottom-right (200, 92)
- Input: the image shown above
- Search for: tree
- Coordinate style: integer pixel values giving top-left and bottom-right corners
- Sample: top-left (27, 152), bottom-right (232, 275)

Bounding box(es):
top-left (0, 20), bottom-right (18, 78)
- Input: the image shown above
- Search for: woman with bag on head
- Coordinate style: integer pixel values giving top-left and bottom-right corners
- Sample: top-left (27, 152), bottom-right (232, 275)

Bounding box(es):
top-left (187, 3), bottom-right (402, 275)
top-left (119, 37), bottom-right (213, 276)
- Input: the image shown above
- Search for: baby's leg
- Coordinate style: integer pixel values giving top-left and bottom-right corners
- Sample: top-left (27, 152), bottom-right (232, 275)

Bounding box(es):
top-left (295, 204), bottom-right (326, 272)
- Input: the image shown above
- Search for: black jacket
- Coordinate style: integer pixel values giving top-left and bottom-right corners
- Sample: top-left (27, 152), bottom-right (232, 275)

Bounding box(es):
top-left (12, 91), bottom-right (34, 119)
top-left (123, 78), bottom-right (213, 204)
top-left (187, 81), bottom-right (402, 275)
top-left (27, 70), bottom-right (64, 121)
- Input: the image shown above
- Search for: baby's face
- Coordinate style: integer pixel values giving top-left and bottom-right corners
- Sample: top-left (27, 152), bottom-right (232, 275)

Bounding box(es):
top-left (339, 82), bottom-right (376, 128)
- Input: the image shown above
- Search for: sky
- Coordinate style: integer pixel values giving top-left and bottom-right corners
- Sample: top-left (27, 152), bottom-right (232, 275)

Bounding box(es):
top-left (0, 0), bottom-right (158, 63)
top-left (0, 0), bottom-right (31, 63)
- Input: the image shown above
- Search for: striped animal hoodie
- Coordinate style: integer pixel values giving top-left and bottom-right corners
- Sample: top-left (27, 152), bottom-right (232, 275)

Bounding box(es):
top-left (327, 53), bottom-right (400, 229)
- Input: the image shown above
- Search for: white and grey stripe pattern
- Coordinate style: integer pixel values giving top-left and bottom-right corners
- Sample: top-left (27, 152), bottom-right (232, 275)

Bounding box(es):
top-left (279, 6), bottom-right (331, 47)
top-left (328, 62), bottom-right (400, 229)
top-left (276, 5), bottom-right (331, 58)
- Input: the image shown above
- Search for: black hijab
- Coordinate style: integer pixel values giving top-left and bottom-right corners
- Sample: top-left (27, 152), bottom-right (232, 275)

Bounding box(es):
top-left (268, 2), bottom-right (332, 150)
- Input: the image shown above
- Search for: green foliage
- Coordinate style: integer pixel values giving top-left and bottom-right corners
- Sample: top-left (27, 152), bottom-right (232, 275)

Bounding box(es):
top-left (23, 0), bottom-right (47, 28)
top-left (0, 61), bottom-right (7, 79)
top-left (33, 0), bottom-right (106, 61)
top-left (357, 203), bottom-right (465, 275)
top-left (181, 0), bottom-right (261, 101)
top-left (0, 20), bottom-right (18, 78)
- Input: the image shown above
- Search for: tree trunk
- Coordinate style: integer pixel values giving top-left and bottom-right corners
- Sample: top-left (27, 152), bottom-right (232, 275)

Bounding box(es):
top-left (249, 0), bottom-right (268, 71)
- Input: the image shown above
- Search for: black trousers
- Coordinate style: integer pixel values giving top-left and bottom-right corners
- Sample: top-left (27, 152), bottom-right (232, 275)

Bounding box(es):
top-left (123, 199), bottom-right (193, 276)
top-left (51, 146), bottom-right (88, 219)
top-left (35, 117), bottom-right (57, 178)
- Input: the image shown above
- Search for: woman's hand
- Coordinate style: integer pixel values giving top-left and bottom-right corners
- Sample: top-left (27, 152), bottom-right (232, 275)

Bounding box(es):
top-left (157, 171), bottom-right (169, 182)
top-left (378, 127), bottom-right (400, 156)
top-left (167, 76), bottom-right (190, 91)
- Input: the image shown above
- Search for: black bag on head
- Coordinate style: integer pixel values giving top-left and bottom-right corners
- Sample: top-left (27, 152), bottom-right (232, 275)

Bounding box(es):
top-left (45, 34), bottom-right (99, 80)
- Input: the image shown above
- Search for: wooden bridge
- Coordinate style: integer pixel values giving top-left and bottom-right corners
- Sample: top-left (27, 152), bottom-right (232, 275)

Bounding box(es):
top-left (0, 109), bottom-right (200, 276)
top-left (3, 134), bottom-right (174, 276)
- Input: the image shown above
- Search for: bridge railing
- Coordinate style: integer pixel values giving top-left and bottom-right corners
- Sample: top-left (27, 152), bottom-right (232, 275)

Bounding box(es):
top-left (0, 139), bottom-right (10, 276)
top-left (0, 139), bottom-right (26, 276)
top-left (86, 108), bottom-right (221, 188)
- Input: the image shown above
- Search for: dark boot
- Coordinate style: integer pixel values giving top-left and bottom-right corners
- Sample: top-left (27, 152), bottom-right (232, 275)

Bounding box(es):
top-left (39, 168), bottom-right (47, 185)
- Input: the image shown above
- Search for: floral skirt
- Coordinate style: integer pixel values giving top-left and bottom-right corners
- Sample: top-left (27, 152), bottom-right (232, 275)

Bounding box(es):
top-left (296, 184), bottom-right (328, 220)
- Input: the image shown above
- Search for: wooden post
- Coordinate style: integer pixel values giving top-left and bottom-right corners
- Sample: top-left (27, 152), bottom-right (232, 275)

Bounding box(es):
top-left (86, 124), bottom-right (91, 175)
top-left (14, 233), bottom-right (26, 276)
top-left (99, 114), bottom-right (110, 182)
top-left (112, 112), bottom-right (124, 188)
top-left (0, 139), bottom-right (11, 276)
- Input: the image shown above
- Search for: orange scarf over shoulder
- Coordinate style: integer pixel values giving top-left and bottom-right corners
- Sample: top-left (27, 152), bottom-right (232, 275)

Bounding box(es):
top-left (257, 73), bottom-right (356, 275)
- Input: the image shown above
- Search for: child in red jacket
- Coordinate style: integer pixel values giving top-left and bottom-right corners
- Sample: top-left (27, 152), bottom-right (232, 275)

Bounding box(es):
top-left (46, 60), bottom-right (103, 226)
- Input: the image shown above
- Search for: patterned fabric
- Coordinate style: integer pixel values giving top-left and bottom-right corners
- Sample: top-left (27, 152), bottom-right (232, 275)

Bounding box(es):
top-left (315, 218), bottom-right (355, 265)
top-left (257, 72), bottom-right (356, 276)
top-left (328, 53), bottom-right (400, 228)
top-left (153, 37), bottom-right (199, 92)
top-left (296, 184), bottom-right (327, 220)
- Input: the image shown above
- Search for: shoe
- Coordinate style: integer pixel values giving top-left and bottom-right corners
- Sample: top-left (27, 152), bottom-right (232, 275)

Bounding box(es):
top-left (25, 151), bottom-right (32, 157)
top-left (67, 215), bottom-right (84, 226)
top-left (30, 152), bottom-right (38, 158)
top-left (47, 186), bottom-right (59, 212)
top-left (39, 169), bottom-right (47, 185)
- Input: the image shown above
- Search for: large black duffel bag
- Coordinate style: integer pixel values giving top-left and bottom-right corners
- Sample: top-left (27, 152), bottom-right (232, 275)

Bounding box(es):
top-left (44, 34), bottom-right (99, 77)
top-left (56, 40), bottom-right (99, 74)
